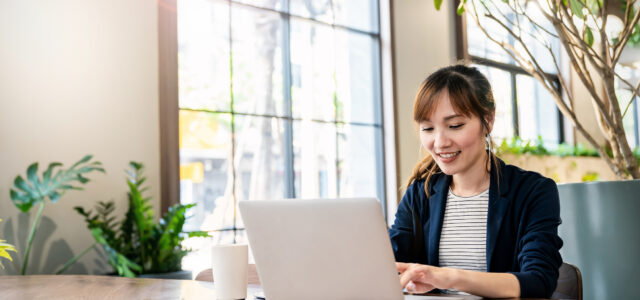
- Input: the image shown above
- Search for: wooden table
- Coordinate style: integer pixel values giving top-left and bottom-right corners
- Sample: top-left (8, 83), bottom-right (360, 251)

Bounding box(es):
top-left (0, 275), bottom-right (549, 300)
top-left (0, 275), bottom-right (262, 300)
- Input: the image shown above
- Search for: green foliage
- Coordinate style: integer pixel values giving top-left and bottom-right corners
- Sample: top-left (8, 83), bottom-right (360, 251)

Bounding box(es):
top-left (8, 155), bottom-right (104, 275)
top-left (582, 171), bottom-right (600, 182)
top-left (496, 135), bottom-right (640, 164)
top-left (75, 162), bottom-right (207, 277)
top-left (10, 155), bottom-right (105, 213)
top-left (0, 219), bottom-right (17, 269)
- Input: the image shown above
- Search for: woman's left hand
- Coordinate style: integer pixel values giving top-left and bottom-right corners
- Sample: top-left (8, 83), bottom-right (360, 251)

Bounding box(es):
top-left (396, 262), bottom-right (456, 293)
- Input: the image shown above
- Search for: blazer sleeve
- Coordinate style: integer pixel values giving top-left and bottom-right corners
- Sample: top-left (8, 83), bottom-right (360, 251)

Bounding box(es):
top-left (388, 181), bottom-right (427, 264)
top-left (509, 177), bottom-right (564, 298)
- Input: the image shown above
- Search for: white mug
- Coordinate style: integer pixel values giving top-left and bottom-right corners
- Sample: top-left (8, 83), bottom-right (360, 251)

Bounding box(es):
top-left (211, 244), bottom-right (248, 300)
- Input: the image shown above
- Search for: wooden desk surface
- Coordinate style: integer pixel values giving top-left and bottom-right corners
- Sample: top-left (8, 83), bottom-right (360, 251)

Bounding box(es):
top-left (0, 275), bottom-right (548, 300)
top-left (0, 275), bottom-right (261, 300)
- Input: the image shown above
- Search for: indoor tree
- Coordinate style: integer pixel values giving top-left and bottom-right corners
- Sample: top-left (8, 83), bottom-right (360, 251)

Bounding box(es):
top-left (436, 0), bottom-right (640, 178)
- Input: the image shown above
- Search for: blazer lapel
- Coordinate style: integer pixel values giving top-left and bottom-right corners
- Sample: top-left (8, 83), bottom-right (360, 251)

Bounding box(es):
top-left (486, 159), bottom-right (510, 270)
top-left (427, 174), bottom-right (450, 266)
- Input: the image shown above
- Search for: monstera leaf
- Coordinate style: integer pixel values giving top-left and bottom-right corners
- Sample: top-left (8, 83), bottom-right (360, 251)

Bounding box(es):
top-left (10, 155), bottom-right (105, 212)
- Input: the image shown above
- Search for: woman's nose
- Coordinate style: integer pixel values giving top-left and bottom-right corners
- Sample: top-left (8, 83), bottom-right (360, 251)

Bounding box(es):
top-left (433, 130), bottom-right (451, 148)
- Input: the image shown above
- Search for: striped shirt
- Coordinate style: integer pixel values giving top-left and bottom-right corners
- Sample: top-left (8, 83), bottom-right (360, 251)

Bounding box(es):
top-left (439, 187), bottom-right (489, 294)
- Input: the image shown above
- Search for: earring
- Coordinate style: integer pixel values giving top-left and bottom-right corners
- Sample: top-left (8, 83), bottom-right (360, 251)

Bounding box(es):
top-left (486, 133), bottom-right (492, 153)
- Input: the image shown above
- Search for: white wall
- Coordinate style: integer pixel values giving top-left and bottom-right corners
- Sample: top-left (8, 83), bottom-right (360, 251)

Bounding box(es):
top-left (392, 0), bottom-right (457, 200)
top-left (0, 0), bottom-right (160, 275)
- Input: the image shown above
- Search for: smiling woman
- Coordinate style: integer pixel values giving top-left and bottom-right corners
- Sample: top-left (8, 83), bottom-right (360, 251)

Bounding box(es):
top-left (389, 64), bottom-right (563, 299)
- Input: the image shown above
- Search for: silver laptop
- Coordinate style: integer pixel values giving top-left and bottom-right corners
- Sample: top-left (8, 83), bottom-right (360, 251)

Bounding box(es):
top-left (239, 198), bottom-right (461, 300)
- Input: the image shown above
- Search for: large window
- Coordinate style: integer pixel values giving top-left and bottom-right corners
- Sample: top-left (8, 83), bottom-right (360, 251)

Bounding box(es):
top-left (616, 65), bottom-right (640, 149)
top-left (176, 0), bottom-right (385, 271)
top-left (464, 1), bottom-right (564, 146)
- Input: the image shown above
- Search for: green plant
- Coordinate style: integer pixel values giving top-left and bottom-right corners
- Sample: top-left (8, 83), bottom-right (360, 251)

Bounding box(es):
top-left (71, 162), bottom-right (207, 277)
top-left (436, 0), bottom-right (640, 179)
top-left (9, 155), bottom-right (104, 275)
top-left (0, 218), bottom-right (17, 269)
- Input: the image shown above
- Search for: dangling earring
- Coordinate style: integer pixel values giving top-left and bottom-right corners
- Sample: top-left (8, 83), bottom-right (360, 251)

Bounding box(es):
top-left (486, 133), bottom-right (492, 154)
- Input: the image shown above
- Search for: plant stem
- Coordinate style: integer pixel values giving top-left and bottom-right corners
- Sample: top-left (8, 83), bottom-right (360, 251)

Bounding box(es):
top-left (21, 202), bottom-right (45, 275)
top-left (56, 242), bottom-right (97, 275)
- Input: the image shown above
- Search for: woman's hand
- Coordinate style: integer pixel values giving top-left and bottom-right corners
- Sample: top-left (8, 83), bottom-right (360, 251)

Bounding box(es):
top-left (396, 262), bottom-right (457, 293)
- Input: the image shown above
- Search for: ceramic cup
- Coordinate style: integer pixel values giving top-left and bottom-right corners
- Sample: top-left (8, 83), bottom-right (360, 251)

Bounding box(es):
top-left (211, 244), bottom-right (248, 300)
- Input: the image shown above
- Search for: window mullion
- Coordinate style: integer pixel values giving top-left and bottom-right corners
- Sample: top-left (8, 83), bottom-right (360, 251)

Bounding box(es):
top-left (282, 0), bottom-right (295, 199)
top-left (511, 72), bottom-right (519, 137)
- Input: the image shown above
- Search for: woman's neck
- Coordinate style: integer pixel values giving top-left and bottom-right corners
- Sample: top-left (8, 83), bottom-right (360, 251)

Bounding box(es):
top-left (450, 154), bottom-right (491, 197)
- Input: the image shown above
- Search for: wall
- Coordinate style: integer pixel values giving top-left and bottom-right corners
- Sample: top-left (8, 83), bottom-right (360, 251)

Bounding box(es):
top-left (0, 0), bottom-right (160, 275)
top-left (391, 0), bottom-right (457, 204)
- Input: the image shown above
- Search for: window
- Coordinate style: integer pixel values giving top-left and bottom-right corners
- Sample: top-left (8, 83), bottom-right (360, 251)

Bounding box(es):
top-left (176, 0), bottom-right (385, 272)
top-left (463, 0), bottom-right (565, 146)
top-left (616, 65), bottom-right (640, 149)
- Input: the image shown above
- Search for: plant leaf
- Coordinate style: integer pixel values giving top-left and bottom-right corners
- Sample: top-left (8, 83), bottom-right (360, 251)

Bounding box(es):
top-left (26, 163), bottom-right (39, 186)
top-left (584, 26), bottom-right (594, 47)
top-left (434, 0), bottom-right (443, 10)
top-left (570, 0), bottom-right (584, 18)
top-left (457, 0), bottom-right (466, 15)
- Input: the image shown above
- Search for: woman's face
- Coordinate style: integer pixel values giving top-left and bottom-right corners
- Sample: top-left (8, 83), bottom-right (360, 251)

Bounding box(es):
top-left (419, 92), bottom-right (491, 177)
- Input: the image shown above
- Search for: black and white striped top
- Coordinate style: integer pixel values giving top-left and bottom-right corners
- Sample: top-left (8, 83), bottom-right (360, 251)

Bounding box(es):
top-left (439, 187), bottom-right (489, 294)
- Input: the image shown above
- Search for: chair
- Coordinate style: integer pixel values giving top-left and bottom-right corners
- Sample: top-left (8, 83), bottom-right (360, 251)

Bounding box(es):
top-left (195, 263), bottom-right (260, 284)
top-left (552, 262), bottom-right (583, 300)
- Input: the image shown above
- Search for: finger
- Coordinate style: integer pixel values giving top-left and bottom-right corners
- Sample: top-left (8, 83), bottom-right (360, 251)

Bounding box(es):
top-left (396, 262), bottom-right (410, 273)
top-left (399, 267), bottom-right (420, 287)
top-left (412, 282), bottom-right (435, 293)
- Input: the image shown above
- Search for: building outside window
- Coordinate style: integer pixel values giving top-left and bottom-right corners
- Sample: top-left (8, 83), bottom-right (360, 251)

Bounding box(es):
top-left (176, 0), bottom-right (386, 274)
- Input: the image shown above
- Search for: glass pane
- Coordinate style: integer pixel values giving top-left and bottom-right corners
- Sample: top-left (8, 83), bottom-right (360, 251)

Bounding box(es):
top-left (234, 0), bottom-right (286, 12)
top-left (179, 111), bottom-right (234, 231)
top-left (290, 19), bottom-right (336, 121)
top-left (178, 0), bottom-right (230, 111)
top-left (290, 0), bottom-right (333, 24)
top-left (335, 29), bottom-right (380, 125)
top-left (333, 0), bottom-right (379, 33)
top-left (231, 4), bottom-right (285, 116)
top-left (474, 65), bottom-right (513, 142)
top-left (467, 2), bottom-right (514, 64)
top-left (516, 74), bottom-right (559, 146)
top-left (337, 124), bottom-right (382, 200)
top-left (293, 120), bottom-right (337, 198)
top-left (234, 115), bottom-right (287, 226)
top-left (617, 88), bottom-right (637, 149)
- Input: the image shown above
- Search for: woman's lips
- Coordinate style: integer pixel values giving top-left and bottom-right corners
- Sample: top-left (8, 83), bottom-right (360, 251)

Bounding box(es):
top-left (437, 151), bottom-right (461, 163)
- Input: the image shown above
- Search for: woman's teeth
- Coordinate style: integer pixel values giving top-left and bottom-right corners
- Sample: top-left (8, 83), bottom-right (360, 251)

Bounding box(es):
top-left (440, 151), bottom-right (460, 158)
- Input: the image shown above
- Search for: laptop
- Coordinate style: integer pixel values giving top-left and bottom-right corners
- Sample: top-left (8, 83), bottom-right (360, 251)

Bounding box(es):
top-left (239, 198), bottom-right (463, 300)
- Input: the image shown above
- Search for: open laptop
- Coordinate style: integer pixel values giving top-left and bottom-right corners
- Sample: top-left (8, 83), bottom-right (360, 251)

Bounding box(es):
top-left (239, 198), bottom-right (463, 300)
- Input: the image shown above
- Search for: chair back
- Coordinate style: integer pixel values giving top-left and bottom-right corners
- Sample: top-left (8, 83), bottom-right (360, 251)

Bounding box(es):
top-left (552, 262), bottom-right (582, 300)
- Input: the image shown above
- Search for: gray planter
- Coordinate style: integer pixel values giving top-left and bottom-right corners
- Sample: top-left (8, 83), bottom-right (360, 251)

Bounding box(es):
top-left (557, 180), bottom-right (640, 300)
top-left (137, 270), bottom-right (193, 280)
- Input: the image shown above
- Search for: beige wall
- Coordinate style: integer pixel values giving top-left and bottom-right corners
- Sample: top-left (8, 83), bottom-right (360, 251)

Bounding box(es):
top-left (391, 0), bottom-right (457, 202)
top-left (0, 0), bottom-right (160, 275)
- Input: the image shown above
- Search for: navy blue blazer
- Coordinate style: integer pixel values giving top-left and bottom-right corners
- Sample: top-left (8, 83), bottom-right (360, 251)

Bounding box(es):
top-left (389, 158), bottom-right (563, 298)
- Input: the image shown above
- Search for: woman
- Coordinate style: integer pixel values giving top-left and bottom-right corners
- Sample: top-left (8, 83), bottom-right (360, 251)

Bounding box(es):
top-left (389, 65), bottom-right (563, 298)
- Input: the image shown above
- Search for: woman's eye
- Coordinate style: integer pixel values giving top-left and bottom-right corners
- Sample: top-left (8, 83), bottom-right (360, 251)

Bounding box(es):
top-left (421, 127), bottom-right (433, 132)
top-left (450, 124), bottom-right (465, 129)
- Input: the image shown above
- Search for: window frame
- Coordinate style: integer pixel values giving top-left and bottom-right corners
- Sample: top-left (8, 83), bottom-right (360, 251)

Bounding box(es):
top-left (454, 0), bottom-right (565, 146)
top-left (158, 0), bottom-right (398, 228)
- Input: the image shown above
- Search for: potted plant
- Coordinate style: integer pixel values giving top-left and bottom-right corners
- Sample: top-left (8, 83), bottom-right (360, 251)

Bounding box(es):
top-left (69, 162), bottom-right (208, 279)
top-left (8, 155), bottom-right (104, 274)
top-left (433, 1), bottom-right (640, 298)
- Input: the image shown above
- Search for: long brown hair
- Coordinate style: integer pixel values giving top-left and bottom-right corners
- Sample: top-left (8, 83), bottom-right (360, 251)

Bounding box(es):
top-left (406, 64), bottom-right (500, 197)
